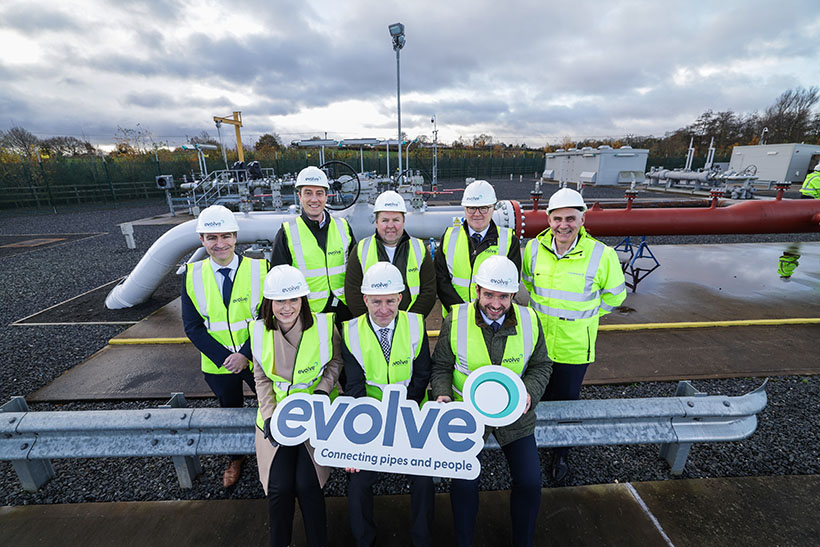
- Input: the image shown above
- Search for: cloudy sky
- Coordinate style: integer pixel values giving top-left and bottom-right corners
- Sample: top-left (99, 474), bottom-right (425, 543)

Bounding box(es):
top-left (1, 0), bottom-right (818, 149)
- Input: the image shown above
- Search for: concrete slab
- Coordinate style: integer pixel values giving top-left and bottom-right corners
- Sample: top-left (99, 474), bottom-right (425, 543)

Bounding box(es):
top-left (589, 324), bottom-right (820, 383)
top-left (2, 476), bottom-right (816, 546)
top-left (634, 475), bottom-right (820, 547)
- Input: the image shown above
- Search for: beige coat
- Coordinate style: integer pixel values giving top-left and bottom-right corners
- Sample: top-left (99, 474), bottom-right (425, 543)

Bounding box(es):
top-left (253, 316), bottom-right (343, 494)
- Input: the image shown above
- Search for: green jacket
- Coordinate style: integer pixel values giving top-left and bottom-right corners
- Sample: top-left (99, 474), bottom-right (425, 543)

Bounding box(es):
top-left (800, 171), bottom-right (820, 198)
top-left (431, 301), bottom-right (552, 447)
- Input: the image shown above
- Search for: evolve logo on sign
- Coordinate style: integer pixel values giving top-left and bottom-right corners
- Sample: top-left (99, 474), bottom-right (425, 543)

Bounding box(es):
top-left (270, 367), bottom-right (527, 479)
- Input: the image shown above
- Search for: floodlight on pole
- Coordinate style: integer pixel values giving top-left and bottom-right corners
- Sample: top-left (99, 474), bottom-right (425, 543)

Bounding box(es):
top-left (389, 22), bottom-right (405, 181)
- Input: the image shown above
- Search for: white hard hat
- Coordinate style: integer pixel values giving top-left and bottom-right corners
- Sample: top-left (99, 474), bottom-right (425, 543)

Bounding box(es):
top-left (263, 265), bottom-right (310, 299)
top-left (361, 262), bottom-right (405, 295)
top-left (296, 166), bottom-right (329, 189)
top-left (461, 180), bottom-right (497, 207)
top-left (196, 205), bottom-right (239, 233)
top-left (474, 255), bottom-right (519, 294)
top-left (814, 163), bottom-right (820, 172)
top-left (547, 188), bottom-right (587, 213)
top-left (373, 190), bottom-right (407, 213)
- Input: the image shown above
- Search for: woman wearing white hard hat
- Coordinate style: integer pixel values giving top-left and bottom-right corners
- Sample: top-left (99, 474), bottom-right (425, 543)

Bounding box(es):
top-left (435, 179), bottom-right (521, 318)
top-left (250, 264), bottom-right (342, 547)
top-left (345, 190), bottom-right (437, 318)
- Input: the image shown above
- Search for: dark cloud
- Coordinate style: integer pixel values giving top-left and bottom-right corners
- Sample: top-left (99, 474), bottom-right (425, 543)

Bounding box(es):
top-left (0, 5), bottom-right (81, 33)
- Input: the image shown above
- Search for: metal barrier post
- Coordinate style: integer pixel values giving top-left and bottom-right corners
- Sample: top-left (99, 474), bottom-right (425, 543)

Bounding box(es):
top-left (1, 396), bottom-right (56, 492)
top-left (159, 393), bottom-right (202, 488)
top-left (659, 381), bottom-right (707, 474)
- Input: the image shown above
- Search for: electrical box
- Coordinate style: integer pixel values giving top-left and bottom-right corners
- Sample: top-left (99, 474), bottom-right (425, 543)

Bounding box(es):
top-left (156, 175), bottom-right (174, 189)
top-left (728, 144), bottom-right (820, 183)
top-left (542, 146), bottom-right (648, 186)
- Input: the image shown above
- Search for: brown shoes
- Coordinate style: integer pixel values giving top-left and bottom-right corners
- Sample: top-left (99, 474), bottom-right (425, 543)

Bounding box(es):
top-left (222, 456), bottom-right (245, 488)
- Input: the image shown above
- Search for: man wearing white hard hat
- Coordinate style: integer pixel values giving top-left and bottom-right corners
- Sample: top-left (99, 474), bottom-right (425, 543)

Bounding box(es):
top-left (345, 190), bottom-right (436, 318)
top-left (181, 204), bottom-right (270, 487)
top-left (522, 187), bottom-right (626, 482)
top-left (432, 255), bottom-right (551, 547)
top-left (436, 179), bottom-right (520, 317)
top-left (800, 163), bottom-right (820, 198)
top-left (270, 165), bottom-right (357, 322)
top-left (251, 264), bottom-right (342, 547)
top-left (341, 262), bottom-right (434, 546)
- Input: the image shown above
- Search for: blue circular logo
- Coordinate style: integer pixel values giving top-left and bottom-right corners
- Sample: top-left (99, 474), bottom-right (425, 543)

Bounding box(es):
top-left (463, 367), bottom-right (527, 427)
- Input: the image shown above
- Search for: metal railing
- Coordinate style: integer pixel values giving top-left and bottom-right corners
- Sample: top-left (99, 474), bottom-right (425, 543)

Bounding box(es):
top-left (1, 381), bottom-right (767, 492)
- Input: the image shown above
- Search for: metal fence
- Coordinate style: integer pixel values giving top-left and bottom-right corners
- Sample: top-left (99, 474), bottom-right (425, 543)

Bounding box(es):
top-left (1, 380), bottom-right (767, 492)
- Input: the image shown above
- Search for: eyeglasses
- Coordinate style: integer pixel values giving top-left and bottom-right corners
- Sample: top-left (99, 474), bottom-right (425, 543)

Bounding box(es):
top-left (465, 206), bottom-right (491, 214)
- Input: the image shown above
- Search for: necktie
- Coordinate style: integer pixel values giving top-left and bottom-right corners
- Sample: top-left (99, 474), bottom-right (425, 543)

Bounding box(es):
top-left (471, 233), bottom-right (482, 247)
top-left (378, 328), bottom-right (391, 362)
top-left (490, 321), bottom-right (501, 333)
top-left (218, 268), bottom-right (233, 308)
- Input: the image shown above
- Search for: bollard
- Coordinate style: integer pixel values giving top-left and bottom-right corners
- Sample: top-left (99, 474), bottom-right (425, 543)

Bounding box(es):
top-left (519, 175), bottom-right (523, 182)
top-left (120, 223), bottom-right (136, 249)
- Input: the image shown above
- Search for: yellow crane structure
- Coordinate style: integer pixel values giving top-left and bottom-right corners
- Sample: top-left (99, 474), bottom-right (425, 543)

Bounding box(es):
top-left (213, 111), bottom-right (245, 164)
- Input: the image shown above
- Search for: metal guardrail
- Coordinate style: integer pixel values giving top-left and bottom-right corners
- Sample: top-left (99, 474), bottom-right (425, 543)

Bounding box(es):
top-left (1, 381), bottom-right (767, 492)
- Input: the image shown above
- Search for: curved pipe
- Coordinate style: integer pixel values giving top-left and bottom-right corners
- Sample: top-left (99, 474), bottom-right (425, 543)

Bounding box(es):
top-left (107, 202), bottom-right (519, 309)
top-left (518, 199), bottom-right (820, 237)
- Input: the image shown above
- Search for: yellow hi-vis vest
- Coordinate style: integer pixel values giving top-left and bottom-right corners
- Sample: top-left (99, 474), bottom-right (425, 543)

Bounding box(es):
top-left (250, 313), bottom-right (335, 430)
top-left (185, 257), bottom-right (267, 374)
top-left (522, 227), bottom-right (626, 365)
top-left (800, 171), bottom-right (820, 198)
top-left (356, 235), bottom-right (427, 309)
top-left (448, 303), bottom-right (538, 401)
top-left (283, 215), bottom-right (351, 312)
top-left (441, 223), bottom-right (513, 314)
top-left (342, 311), bottom-right (425, 401)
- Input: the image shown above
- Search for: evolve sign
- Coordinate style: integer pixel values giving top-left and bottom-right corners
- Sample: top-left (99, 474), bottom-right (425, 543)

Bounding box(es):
top-left (271, 367), bottom-right (527, 479)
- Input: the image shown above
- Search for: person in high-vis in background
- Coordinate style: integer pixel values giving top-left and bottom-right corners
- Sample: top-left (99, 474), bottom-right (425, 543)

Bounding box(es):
top-left (800, 163), bottom-right (820, 198)
top-left (270, 166), bottom-right (357, 323)
top-left (435, 179), bottom-right (521, 317)
top-left (778, 245), bottom-right (801, 279)
top-left (181, 204), bottom-right (269, 488)
top-left (345, 190), bottom-right (436, 318)
top-left (341, 262), bottom-right (434, 547)
top-left (522, 187), bottom-right (626, 483)
top-left (432, 256), bottom-right (551, 547)
top-left (250, 265), bottom-right (342, 547)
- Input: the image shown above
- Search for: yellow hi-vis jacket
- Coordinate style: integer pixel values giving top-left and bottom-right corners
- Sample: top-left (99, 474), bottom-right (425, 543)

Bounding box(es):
top-left (185, 257), bottom-right (267, 374)
top-left (250, 313), bottom-right (335, 430)
top-left (448, 302), bottom-right (539, 401)
top-left (342, 311), bottom-right (425, 401)
top-left (441, 223), bottom-right (513, 309)
top-left (356, 235), bottom-right (427, 310)
top-left (800, 171), bottom-right (820, 198)
top-left (283, 216), bottom-right (351, 312)
top-left (523, 227), bottom-right (626, 364)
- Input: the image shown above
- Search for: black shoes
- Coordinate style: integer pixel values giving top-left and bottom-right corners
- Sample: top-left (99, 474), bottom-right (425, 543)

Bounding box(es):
top-left (551, 455), bottom-right (569, 483)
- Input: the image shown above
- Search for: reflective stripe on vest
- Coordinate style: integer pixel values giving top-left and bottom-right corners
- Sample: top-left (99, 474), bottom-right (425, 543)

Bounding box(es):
top-left (186, 257), bottom-right (267, 374)
top-left (443, 224), bottom-right (513, 303)
top-left (527, 237), bottom-right (606, 313)
top-left (448, 303), bottom-right (536, 400)
top-left (251, 312), bottom-right (334, 409)
top-left (358, 235), bottom-right (426, 305)
top-left (343, 312), bottom-right (423, 400)
top-left (284, 216), bottom-right (350, 311)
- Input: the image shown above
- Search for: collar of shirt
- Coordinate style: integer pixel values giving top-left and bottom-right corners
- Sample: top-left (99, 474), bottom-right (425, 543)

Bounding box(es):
top-left (478, 308), bottom-right (505, 328)
top-left (468, 226), bottom-right (490, 240)
top-left (552, 234), bottom-right (579, 259)
top-left (209, 254), bottom-right (239, 278)
top-left (369, 316), bottom-right (395, 335)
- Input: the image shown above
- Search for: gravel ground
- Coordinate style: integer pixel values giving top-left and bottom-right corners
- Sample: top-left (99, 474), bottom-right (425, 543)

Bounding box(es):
top-left (1, 190), bottom-right (819, 506)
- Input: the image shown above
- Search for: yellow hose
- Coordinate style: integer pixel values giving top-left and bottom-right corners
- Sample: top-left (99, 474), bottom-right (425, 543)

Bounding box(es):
top-left (107, 317), bottom-right (820, 345)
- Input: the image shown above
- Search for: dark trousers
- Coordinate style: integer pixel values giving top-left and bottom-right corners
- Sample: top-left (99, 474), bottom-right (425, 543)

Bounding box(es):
top-left (450, 435), bottom-right (541, 547)
top-left (267, 443), bottom-right (326, 547)
top-left (204, 368), bottom-right (255, 460)
top-left (541, 362), bottom-right (589, 458)
top-left (348, 471), bottom-right (434, 547)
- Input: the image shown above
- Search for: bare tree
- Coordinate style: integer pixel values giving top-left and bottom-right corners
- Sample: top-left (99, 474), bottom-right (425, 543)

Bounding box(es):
top-left (1, 126), bottom-right (40, 158)
top-left (761, 86), bottom-right (819, 143)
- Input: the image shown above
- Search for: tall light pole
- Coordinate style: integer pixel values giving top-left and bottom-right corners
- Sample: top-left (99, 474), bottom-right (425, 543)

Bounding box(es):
top-left (431, 114), bottom-right (438, 190)
top-left (389, 22), bottom-right (405, 181)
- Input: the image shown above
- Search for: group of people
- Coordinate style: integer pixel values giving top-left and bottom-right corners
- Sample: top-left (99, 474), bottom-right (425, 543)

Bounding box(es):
top-left (182, 166), bottom-right (627, 546)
